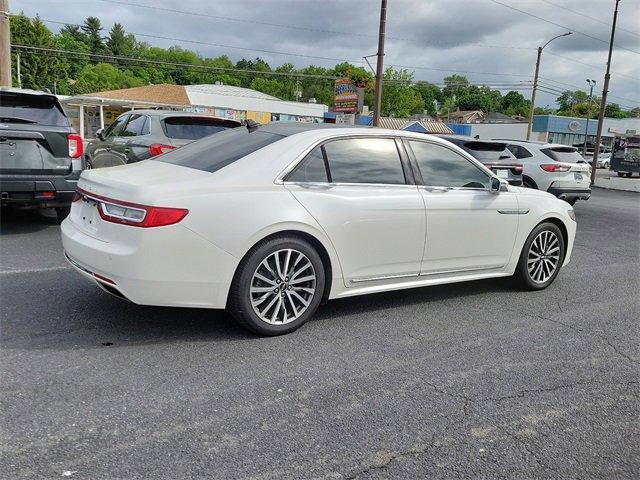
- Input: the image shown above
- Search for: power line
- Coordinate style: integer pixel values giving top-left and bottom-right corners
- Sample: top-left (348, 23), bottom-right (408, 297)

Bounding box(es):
top-left (539, 0), bottom-right (640, 38)
top-left (544, 51), bottom-right (640, 82)
top-left (85, 0), bottom-right (532, 51)
top-left (488, 0), bottom-right (640, 55)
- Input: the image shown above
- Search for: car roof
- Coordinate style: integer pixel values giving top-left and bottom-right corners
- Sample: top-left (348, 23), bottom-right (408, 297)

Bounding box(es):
top-left (495, 139), bottom-right (577, 150)
top-left (0, 87), bottom-right (58, 98)
top-left (123, 109), bottom-right (241, 122)
top-left (258, 122), bottom-right (350, 136)
top-left (437, 134), bottom-right (507, 144)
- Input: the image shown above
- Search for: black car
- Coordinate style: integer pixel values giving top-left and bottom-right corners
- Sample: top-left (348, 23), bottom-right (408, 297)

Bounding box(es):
top-left (85, 110), bottom-right (242, 169)
top-left (437, 135), bottom-right (523, 186)
top-left (0, 88), bottom-right (83, 220)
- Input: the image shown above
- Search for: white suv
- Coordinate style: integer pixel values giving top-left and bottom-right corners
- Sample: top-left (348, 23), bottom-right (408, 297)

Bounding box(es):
top-left (494, 140), bottom-right (591, 205)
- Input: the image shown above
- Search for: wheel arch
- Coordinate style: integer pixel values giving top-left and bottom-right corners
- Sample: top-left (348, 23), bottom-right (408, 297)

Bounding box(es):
top-left (534, 216), bottom-right (568, 262)
top-left (522, 175), bottom-right (538, 189)
top-left (235, 226), bottom-right (340, 305)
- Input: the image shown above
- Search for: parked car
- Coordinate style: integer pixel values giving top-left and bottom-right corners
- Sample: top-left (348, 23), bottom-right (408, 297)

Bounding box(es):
top-left (0, 88), bottom-right (83, 220)
top-left (595, 152), bottom-right (611, 169)
top-left (611, 135), bottom-right (640, 178)
top-left (436, 135), bottom-right (523, 186)
top-left (85, 110), bottom-right (241, 169)
top-left (495, 140), bottom-right (591, 205)
top-left (62, 123), bottom-right (576, 335)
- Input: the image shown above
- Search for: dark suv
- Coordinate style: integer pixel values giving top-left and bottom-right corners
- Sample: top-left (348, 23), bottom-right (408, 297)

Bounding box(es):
top-left (0, 88), bottom-right (83, 220)
top-left (437, 135), bottom-right (523, 186)
top-left (85, 110), bottom-right (241, 168)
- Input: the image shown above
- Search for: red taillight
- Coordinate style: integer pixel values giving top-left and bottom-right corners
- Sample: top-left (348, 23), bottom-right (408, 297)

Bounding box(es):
top-left (72, 191), bottom-right (82, 202)
top-left (149, 144), bottom-right (175, 156)
top-left (38, 191), bottom-right (55, 198)
top-left (68, 134), bottom-right (83, 159)
top-left (540, 163), bottom-right (571, 172)
top-left (75, 188), bottom-right (188, 228)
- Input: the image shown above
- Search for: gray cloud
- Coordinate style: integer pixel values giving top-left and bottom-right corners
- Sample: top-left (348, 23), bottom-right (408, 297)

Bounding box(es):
top-left (13, 0), bottom-right (640, 108)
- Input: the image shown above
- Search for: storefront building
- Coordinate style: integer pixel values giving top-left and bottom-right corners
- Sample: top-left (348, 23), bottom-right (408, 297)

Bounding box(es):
top-left (532, 115), bottom-right (639, 148)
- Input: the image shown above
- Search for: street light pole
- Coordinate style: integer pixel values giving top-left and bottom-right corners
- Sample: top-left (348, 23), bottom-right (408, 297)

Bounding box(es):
top-left (591, 0), bottom-right (620, 185)
top-left (583, 79), bottom-right (596, 157)
top-left (372, 0), bottom-right (387, 127)
top-left (526, 32), bottom-right (572, 140)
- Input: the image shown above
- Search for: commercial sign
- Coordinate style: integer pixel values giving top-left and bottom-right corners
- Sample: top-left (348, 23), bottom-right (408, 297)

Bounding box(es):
top-left (334, 78), bottom-right (359, 113)
top-left (568, 120), bottom-right (582, 132)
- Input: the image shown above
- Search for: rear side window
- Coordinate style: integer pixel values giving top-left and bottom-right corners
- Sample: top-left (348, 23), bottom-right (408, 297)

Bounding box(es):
top-left (162, 117), bottom-right (239, 140)
top-left (409, 141), bottom-right (490, 189)
top-left (507, 144), bottom-right (533, 159)
top-left (156, 127), bottom-right (283, 173)
top-left (287, 147), bottom-right (328, 183)
top-left (323, 137), bottom-right (406, 185)
top-left (0, 92), bottom-right (69, 126)
top-left (541, 147), bottom-right (584, 163)
top-left (121, 114), bottom-right (149, 137)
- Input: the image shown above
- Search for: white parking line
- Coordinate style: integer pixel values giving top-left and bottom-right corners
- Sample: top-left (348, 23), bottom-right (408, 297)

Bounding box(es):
top-left (0, 266), bottom-right (71, 275)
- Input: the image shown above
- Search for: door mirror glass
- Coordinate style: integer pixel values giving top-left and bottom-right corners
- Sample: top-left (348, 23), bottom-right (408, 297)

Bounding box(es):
top-left (96, 128), bottom-right (104, 140)
top-left (490, 176), bottom-right (501, 192)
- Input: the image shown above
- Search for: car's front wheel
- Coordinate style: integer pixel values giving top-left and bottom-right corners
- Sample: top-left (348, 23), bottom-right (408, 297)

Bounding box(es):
top-left (514, 222), bottom-right (565, 290)
top-left (228, 236), bottom-right (325, 335)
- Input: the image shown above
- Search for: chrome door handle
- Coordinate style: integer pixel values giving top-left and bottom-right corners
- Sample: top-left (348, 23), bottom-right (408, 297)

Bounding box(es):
top-left (422, 186), bottom-right (449, 192)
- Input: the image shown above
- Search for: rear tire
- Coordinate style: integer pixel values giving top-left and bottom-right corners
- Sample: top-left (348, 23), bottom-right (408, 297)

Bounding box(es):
top-left (514, 222), bottom-right (565, 291)
top-left (617, 172), bottom-right (626, 177)
top-left (566, 198), bottom-right (578, 206)
top-left (227, 236), bottom-right (325, 336)
top-left (522, 177), bottom-right (537, 189)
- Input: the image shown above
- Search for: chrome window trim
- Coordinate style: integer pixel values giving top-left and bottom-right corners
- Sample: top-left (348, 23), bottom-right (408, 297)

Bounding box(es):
top-left (284, 181), bottom-right (419, 190)
top-left (275, 133), bottom-right (411, 185)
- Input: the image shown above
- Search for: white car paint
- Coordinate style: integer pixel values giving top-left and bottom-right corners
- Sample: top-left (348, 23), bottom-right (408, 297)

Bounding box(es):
top-left (61, 127), bottom-right (576, 311)
top-left (495, 140), bottom-right (591, 201)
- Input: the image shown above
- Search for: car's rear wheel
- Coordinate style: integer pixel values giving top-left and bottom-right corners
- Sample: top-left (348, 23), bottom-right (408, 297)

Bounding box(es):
top-left (514, 222), bottom-right (565, 290)
top-left (55, 206), bottom-right (71, 223)
top-left (522, 177), bottom-right (537, 189)
top-left (228, 236), bottom-right (325, 335)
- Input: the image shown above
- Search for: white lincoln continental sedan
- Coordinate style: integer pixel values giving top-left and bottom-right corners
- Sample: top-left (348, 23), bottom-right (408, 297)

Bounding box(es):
top-left (62, 123), bottom-right (577, 335)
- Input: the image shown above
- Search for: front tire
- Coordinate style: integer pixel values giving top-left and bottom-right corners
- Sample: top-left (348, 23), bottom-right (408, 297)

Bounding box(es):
top-left (514, 222), bottom-right (565, 290)
top-left (227, 236), bottom-right (325, 336)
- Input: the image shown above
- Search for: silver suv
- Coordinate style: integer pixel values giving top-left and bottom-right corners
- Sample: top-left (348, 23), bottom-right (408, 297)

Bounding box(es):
top-left (494, 140), bottom-right (591, 205)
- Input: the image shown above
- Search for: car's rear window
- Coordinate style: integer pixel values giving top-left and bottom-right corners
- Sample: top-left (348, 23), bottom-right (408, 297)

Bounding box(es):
top-left (156, 127), bottom-right (283, 173)
top-left (162, 117), bottom-right (239, 140)
top-left (0, 92), bottom-right (69, 126)
top-left (460, 141), bottom-right (514, 162)
top-left (541, 147), bottom-right (584, 163)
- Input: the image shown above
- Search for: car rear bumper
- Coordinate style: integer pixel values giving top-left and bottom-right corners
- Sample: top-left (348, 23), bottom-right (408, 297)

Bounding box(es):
top-left (0, 174), bottom-right (79, 207)
top-left (60, 215), bottom-right (239, 309)
top-left (547, 187), bottom-right (591, 201)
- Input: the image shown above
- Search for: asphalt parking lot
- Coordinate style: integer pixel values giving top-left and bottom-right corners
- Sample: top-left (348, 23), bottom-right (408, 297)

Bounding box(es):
top-left (1, 188), bottom-right (638, 479)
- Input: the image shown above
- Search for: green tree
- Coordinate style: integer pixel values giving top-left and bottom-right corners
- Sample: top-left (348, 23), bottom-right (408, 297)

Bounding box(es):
top-left (502, 91), bottom-right (530, 117)
top-left (81, 16), bottom-right (105, 55)
top-left (250, 77), bottom-right (286, 98)
top-left (106, 23), bottom-right (135, 57)
top-left (60, 24), bottom-right (85, 42)
top-left (604, 103), bottom-right (629, 119)
top-left (380, 68), bottom-right (424, 117)
top-left (628, 107), bottom-right (640, 118)
top-left (413, 82), bottom-right (441, 116)
top-left (9, 14), bottom-right (70, 92)
top-left (73, 62), bottom-right (144, 93)
top-left (442, 74), bottom-right (470, 99)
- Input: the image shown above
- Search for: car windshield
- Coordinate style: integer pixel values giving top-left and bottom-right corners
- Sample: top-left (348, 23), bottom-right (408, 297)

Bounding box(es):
top-left (0, 92), bottom-right (69, 127)
top-left (162, 117), bottom-right (240, 140)
top-left (541, 147), bottom-right (584, 163)
top-left (156, 127), bottom-right (283, 173)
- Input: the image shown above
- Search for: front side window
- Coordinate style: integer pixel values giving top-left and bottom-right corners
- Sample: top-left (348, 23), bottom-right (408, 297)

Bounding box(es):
top-left (104, 115), bottom-right (129, 138)
top-left (409, 141), bottom-right (490, 189)
top-left (121, 114), bottom-right (148, 137)
top-left (322, 137), bottom-right (406, 185)
top-left (287, 147), bottom-right (328, 183)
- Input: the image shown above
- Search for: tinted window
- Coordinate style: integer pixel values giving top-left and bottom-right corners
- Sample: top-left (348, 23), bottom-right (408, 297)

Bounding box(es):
top-left (541, 147), bottom-right (584, 163)
top-left (507, 144), bottom-right (533, 159)
top-left (163, 117), bottom-right (239, 140)
top-left (323, 138), bottom-right (405, 185)
top-left (287, 147), bottom-right (328, 182)
top-left (0, 92), bottom-right (68, 126)
top-left (409, 141), bottom-right (490, 189)
top-left (157, 127), bottom-right (283, 173)
top-left (460, 141), bottom-right (512, 162)
top-left (104, 115), bottom-right (129, 138)
top-left (121, 114), bottom-right (148, 137)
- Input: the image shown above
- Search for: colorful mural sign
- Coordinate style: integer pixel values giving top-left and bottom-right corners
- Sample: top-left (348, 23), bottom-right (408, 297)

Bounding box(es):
top-left (333, 78), bottom-right (359, 113)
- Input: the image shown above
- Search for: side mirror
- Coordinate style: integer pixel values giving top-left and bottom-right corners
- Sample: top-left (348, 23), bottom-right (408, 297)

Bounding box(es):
top-left (490, 177), bottom-right (508, 193)
top-left (96, 128), bottom-right (105, 141)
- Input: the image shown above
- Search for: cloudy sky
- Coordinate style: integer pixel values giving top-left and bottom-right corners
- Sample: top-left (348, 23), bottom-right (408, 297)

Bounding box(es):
top-left (14, 0), bottom-right (640, 109)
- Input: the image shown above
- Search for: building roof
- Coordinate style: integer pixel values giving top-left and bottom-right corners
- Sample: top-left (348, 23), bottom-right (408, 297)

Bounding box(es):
top-left (89, 84), bottom-right (191, 106)
top-left (187, 84), bottom-right (278, 100)
top-left (374, 117), bottom-right (453, 134)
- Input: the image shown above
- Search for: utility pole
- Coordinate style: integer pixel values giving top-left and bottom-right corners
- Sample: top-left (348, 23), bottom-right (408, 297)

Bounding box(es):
top-left (591, 0), bottom-right (620, 185)
top-left (372, 0), bottom-right (387, 127)
top-left (0, 0), bottom-right (11, 87)
top-left (583, 79), bottom-right (596, 157)
top-left (526, 32), bottom-right (572, 140)
top-left (16, 51), bottom-right (20, 88)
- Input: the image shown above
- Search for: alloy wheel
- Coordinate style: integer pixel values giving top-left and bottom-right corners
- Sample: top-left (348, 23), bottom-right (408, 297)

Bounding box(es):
top-left (527, 230), bottom-right (561, 284)
top-left (249, 249), bottom-right (317, 325)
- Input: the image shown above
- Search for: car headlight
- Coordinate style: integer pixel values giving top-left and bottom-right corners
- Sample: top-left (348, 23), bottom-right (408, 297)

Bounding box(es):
top-left (568, 209), bottom-right (576, 221)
